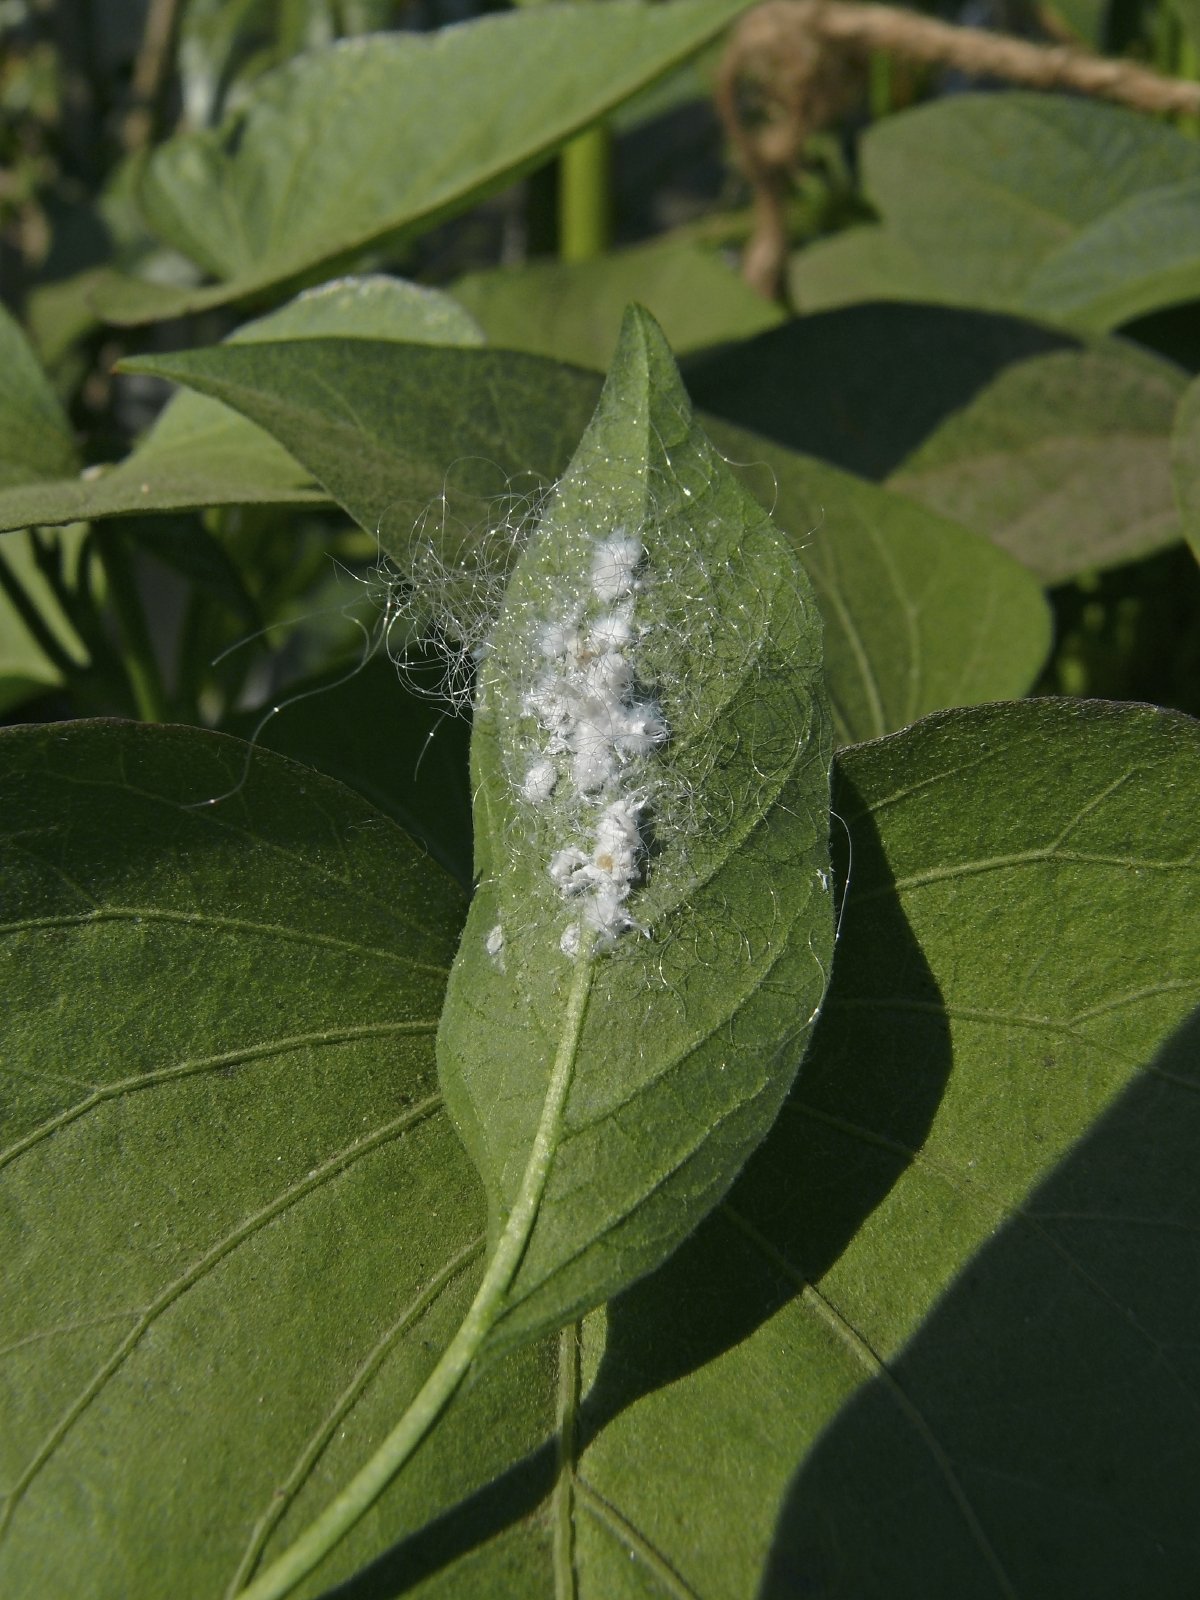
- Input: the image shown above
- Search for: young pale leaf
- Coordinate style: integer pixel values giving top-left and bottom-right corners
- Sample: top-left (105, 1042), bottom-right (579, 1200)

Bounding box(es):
top-left (437, 306), bottom-right (834, 1357)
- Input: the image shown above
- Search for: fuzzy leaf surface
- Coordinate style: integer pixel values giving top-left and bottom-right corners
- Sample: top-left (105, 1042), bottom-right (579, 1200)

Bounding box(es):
top-left (0, 722), bottom-right (548, 1600)
top-left (118, 339), bottom-right (1048, 745)
top-left (4, 701), bottom-right (1198, 1596)
top-left (91, 0), bottom-right (747, 324)
top-left (436, 306), bottom-right (833, 1354)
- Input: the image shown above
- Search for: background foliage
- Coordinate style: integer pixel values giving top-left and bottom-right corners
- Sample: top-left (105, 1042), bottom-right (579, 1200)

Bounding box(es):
top-left (1, 1), bottom-right (1198, 1596)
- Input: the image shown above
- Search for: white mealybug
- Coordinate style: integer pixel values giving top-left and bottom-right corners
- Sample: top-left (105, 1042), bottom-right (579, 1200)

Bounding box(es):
top-left (590, 531), bottom-right (643, 602)
top-left (513, 525), bottom-right (665, 952)
top-left (521, 758), bottom-right (558, 806)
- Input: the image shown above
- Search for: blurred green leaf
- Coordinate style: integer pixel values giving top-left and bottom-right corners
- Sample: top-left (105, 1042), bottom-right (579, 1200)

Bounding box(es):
top-left (0, 308), bottom-right (88, 707)
top-left (0, 305), bottom-right (78, 488)
top-left (1023, 177), bottom-right (1200, 332)
top-left (451, 235), bottom-right (782, 370)
top-left (689, 305), bottom-right (1186, 582)
top-left (790, 93), bottom-right (1200, 332)
top-left (92, 0), bottom-right (749, 324)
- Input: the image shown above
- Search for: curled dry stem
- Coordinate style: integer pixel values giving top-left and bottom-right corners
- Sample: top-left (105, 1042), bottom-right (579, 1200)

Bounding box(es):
top-left (716, 0), bottom-right (1200, 302)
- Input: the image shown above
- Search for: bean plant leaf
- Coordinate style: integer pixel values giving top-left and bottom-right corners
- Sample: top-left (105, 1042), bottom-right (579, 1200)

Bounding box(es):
top-left (7, 700), bottom-right (1195, 1597)
top-left (688, 305), bottom-right (1186, 582)
top-left (0, 721), bottom-right (526, 1600)
top-left (118, 336), bottom-right (1049, 746)
top-left (1172, 372), bottom-right (1200, 567)
top-left (557, 698), bottom-right (1200, 1599)
top-left (91, 0), bottom-right (749, 325)
top-left (451, 234), bottom-right (783, 370)
top-left (326, 698), bottom-right (1200, 1595)
top-left (0, 277), bottom-right (482, 533)
top-left (1022, 176), bottom-right (1200, 333)
top-left (789, 93), bottom-right (1200, 331)
top-left (435, 305), bottom-right (833, 1357)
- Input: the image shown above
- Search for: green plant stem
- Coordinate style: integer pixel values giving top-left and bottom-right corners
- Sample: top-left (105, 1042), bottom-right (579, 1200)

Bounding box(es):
top-left (868, 48), bottom-right (893, 120)
top-left (0, 536), bottom-right (85, 681)
top-left (559, 125), bottom-right (612, 262)
top-left (93, 527), bottom-right (168, 722)
top-left (236, 942), bottom-right (597, 1600)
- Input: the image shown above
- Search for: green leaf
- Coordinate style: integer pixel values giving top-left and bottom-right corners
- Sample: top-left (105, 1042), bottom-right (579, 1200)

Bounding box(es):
top-left (563, 698), bottom-right (1200, 1599)
top-left (790, 93), bottom-right (1200, 331)
top-left (451, 234), bottom-right (783, 370)
top-left (0, 277), bottom-right (481, 533)
top-left (226, 655), bottom-right (475, 888)
top-left (0, 305), bottom-right (78, 489)
top-left (709, 426), bottom-right (1052, 744)
top-left (0, 527), bottom-right (90, 711)
top-left (1171, 371), bottom-right (1200, 566)
top-left (436, 306), bottom-right (833, 1357)
top-left (91, 0), bottom-right (749, 325)
top-left (689, 305), bottom-right (1186, 582)
top-left (5, 692), bottom-right (1196, 1595)
top-left (1023, 177), bottom-right (1200, 333)
top-left (118, 337), bottom-right (1050, 743)
top-left (884, 335), bottom-right (1186, 582)
top-left (0, 720), bottom-right (530, 1600)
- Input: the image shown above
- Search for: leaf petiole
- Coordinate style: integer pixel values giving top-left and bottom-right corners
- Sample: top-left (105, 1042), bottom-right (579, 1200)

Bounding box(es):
top-left (235, 936), bottom-right (596, 1600)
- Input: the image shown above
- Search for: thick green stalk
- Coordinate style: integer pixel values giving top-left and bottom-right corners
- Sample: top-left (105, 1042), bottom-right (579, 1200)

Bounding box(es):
top-left (559, 125), bottom-right (612, 262)
top-left (236, 943), bottom-right (596, 1600)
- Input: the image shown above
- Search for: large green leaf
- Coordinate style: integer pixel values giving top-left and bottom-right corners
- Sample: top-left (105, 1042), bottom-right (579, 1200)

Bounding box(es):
top-left (119, 337), bottom-right (1050, 745)
top-left (0, 277), bottom-right (482, 533)
top-left (435, 306), bottom-right (832, 1357)
top-left (0, 721), bottom-right (519, 1600)
top-left (451, 235), bottom-right (783, 370)
top-left (562, 699), bottom-right (1200, 1600)
top-left (687, 305), bottom-right (1187, 582)
top-left (790, 93), bottom-right (1200, 332)
top-left (91, 0), bottom-right (749, 325)
top-left (884, 337), bottom-right (1185, 581)
top-left (6, 700), bottom-right (1196, 1598)
top-left (1022, 176), bottom-right (1200, 333)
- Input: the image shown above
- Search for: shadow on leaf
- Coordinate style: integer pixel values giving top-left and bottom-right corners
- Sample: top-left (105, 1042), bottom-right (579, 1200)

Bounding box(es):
top-left (762, 1003), bottom-right (1200, 1600)
top-left (684, 304), bottom-right (1075, 481)
top-left (582, 762), bottom-right (952, 1431)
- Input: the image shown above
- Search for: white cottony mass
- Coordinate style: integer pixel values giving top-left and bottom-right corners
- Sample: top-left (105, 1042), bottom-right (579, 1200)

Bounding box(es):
top-left (516, 526), bottom-right (666, 950)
